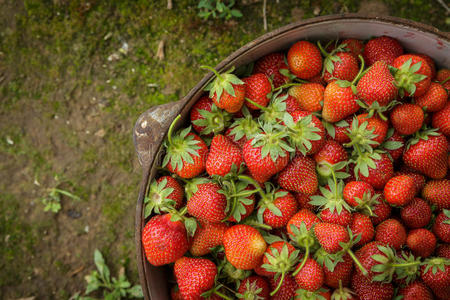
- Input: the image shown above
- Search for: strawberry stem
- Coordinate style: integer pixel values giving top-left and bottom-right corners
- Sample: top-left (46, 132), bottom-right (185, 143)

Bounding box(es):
top-left (292, 246), bottom-right (309, 276)
top-left (317, 41), bottom-right (330, 58)
top-left (273, 82), bottom-right (303, 91)
top-left (440, 75), bottom-right (450, 85)
top-left (167, 114), bottom-right (181, 146)
top-left (390, 261), bottom-right (421, 268)
top-left (213, 289), bottom-right (233, 300)
top-left (270, 271), bottom-right (286, 296)
top-left (245, 97), bottom-right (267, 110)
top-left (201, 65), bottom-right (223, 80)
top-left (351, 55), bottom-right (365, 86)
top-left (347, 249), bottom-right (368, 276)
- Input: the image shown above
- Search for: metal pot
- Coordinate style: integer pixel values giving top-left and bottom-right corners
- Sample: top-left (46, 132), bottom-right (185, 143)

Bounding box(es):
top-left (133, 14), bottom-right (449, 300)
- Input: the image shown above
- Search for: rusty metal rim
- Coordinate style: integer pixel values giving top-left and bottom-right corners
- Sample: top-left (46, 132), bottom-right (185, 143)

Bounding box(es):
top-left (135, 14), bottom-right (449, 300)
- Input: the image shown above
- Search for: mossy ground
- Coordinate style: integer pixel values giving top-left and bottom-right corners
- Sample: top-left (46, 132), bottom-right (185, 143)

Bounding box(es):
top-left (0, 0), bottom-right (447, 298)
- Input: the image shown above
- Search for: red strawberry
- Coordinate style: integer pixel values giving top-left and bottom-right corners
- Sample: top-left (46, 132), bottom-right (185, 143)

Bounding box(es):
top-left (163, 124), bottom-right (208, 179)
top-left (343, 181), bottom-right (375, 208)
top-left (171, 285), bottom-right (183, 300)
top-left (326, 117), bottom-right (352, 144)
top-left (223, 224), bottom-right (267, 270)
top-left (190, 95), bottom-right (232, 136)
top-left (358, 153), bottom-right (394, 190)
top-left (237, 275), bottom-right (270, 300)
top-left (288, 83), bottom-right (324, 112)
top-left (390, 104), bottom-right (424, 135)
top-left (400, 198), bottom-right (432, 228)
top-left (351, 272), bottom-right (394, 300)
top-left (432, 101), bottom-right (450, 137)
top-left (187, 182), bottom-right (227, 223)
top-left (350, 213), bottom-right (375, 247)
top-left (204, 66), bottom-right (246, 113)
top-left (243, 124), bottom-right (291, 183)
top-left (294, 257), bottom-right (324, 291)
top-left (314, 223), bottom-right (349, 254)
top-left (354, 241), bottom-right (385, 279)
top-left (370, 195), bottom-right (392, 225)
top-left (375, 218), bottom-right (406, 250)
top-left (341, 38), bottom-right (365, 58)
top-left (269, 274), bottom-right (297, 300)
top-left (228, 185), bottom-right (256, 223)
top-left (420, 258), bottom-right (450, 299)
top-left (320, 208), bottom-right (352, 227)
top-left (286, 208), bottom-right (320, 236)
top-left (432, 210), bottom-right (450, 243)
top-left (295, 288), bottom-right (332, 300)
top-left (262, 242), bottom-right (298, 277)
top-left (286, 110), bottom-right (326, 155)
top-left (392, 54), bottom-right (432, 97)
top-left (287, 41), bottom-right (323, 79)
top-left (384, 175), bottom-right (415, 207)
top-left (142, 213), bottom-right (189, 266)
top-left (206, 134), bottom-right (243, 177)
top-left (243, 73), bottom-right (272, 110)
top-left (322, 51), bottom-right (359, 83)
top-left (395, 171), bottom-right (426, 195)
top-left (284, 93), bottom-right (303, 113)
top-left (253, 52), bottom-right (289, 88)
top-left (314, 139), bottom-right (348, 179)
top-left (416, 53), bottom-right (436, 78)
top-left (322, 253), bottom-right (353, 288)
top-left (397, 281), bottom-right (434, 300)
top-left (422, 179), bottom-right (450, 209)
top-left (362, 35), bottom-right (403, 66)
top-left (406, 228), bottom-right (436, 258)
top-left (415, 82), bottom-right (448, 112)
top-left (257, 187), bottom-right (298, 228)
top-left (145, 176), bottom-right (184, 217)
top-left (436, 244), bottom-right (450, 259)
top-left (190, 221), bottom-right (229, 256)
top-left (277, 155), bottom-right (318, 195)
top-left (174, 257), bottom-right (217, 300)
top-left (322, 80), bottom-right (360, 123)
top-left (436, 68), bottom-right (450, 91)
top-left (357, 61), bottom-right (398, 107)
top-left (355, 113), bottom-right (389, 146)
top-left (382, 129), bottom-right (405, 161)
top-left (294, 192), bottom-right (315, 211)
top-left (403, 130), bottom-right (448, 179)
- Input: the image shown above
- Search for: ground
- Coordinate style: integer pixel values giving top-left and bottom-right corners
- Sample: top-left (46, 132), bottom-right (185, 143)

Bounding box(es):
top-left (0, 0), bottom-right (447, 299)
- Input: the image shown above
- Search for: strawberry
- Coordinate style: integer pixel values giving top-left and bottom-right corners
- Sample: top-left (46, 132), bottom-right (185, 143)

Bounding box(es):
top-left (381, 129), bottom-right (404, 161)
top-left (145, 176), bottom-right (184, 217)
top-left (277, 155), bottom-right (318, 195)
top-left (383, 175), bottom-right (415, 207)
top-left (288, 83), bottom-right (324, 112)
top-left (436, 68), bottom-right (450, 91)
top-left (330, 285), bottom-right (357, 300)
top-left (286, 208), bottom-right (320, 236)
top-left (287, 41), bottom-right (323, 79)
top-left (317, 250), bottom-right (353, 288)
top-left (415, 82), bottom-right (448, 112)
top-left (432, 210), bottom-right (450, 243)
top-left (190, 221), bottom-right (229, 256)
top-left (243, 73), bottom-right (272, 110)
top-left (375, 219), bottom-right (406, 250)
top-left (403, 130), bottom-right (448, 179)
top-left (432, 101), bottom-right (450, 137)
top-left (190, 95), bottom-right (232, 136)
top-left (400, 198), bottom-right (432, 228)
top-left (285, 110), bottom-right (325, 155)
top-left (206, 134), bottom-right (243, 177)
top-left (350, 213), bottom-right (375, 247)
top-left (356, 61), bottom-right (398, 107)
top-left (187, 182), bottom-right (227, 223)
top-left (406, 228), bottom-right (436, 258)
top-left (395, 171), bottom-right (426, 195)
top-left (295, 288), bottom-right (332, 300)
top-left (253, 52), bottom-right (289, 88)
top-left (204, 66), bottom-right (246, 113)
top-left (322, 51), bottom-right (359, 83)
top-left (351, 272), bottom-right (394, 300)
top-left (355, 113), bottom-right (389, 146)
top-left (284, 93), bottom-right (303, 113)
top-left (293, 257), bottom-right (324, 292)
top-left (163, 121), bottom-right (208, 179)
top-left (436, 244), bottom-right (450, 259)
top-left (320, 208), bottom-right (352, 227)
top-left (223, 224), bottom-right (267, 270)
top-left (227, 184), bottom-right (256, 223)
top-left (314, 223), bottom-right (350, 254)
top-left (174, 257), bottom-right (217, 300)
top-left (341, 38), bottom-right (364, 58)
top-left (416, 53), bottom-right (436, 78)
top-left (237, 275), bottom-right (270, 300)
top-left (423, 179), bottom-right (450, 210)
top-left (362, 35), bottom-right (403, 66)
top-left (370, 196), bottom-right (392, 225)
top-left (313, 139), bottom-right (348, 179)
top-left (392, 54), bottom-right (432, 97)
top-left (326, 117), bottom-right (352, 144)
top-left (343, 181), bottom-right (375, 208)
top-left (142, 213), bottom-right (189, 266)
top-left (420, 258), bottom-right (450, 299)
top-left (294, 192), bottom-right (315, 211)
top-left (243, 123), bottom-right (292, 183)
top-left (354, 241), bottom-right (385, 279)
top-left (322, 80), bottom-right (360, 123)
top-left (357, 153), bottom-right (394, 190)
top-left (397, 281), bottom-right (434, 300)
top-left (171, 285), bottom-right (182, 300)
top-left (390, 104), bottom-right (424, 135)
top-left (269, 274), bottom-right (297, 300)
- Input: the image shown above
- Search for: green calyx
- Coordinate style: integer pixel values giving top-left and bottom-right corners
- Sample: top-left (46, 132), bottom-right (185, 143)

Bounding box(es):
top-left (202, 65), bottom-right (244, 102)
top-left (144, 177), bottom-right (176, 218)
top-left (236, 280), bottom-right (265, 300)
top-left (192, 103), bottom-right (232, 135)
top-left (262, 243), bottom-right (300, 296)
top-left (353, 191), bottom-right (380, 217)
top-left (288, 222), bottom-right (318, 251)
top-left (371, 246), bottom-right (421, 284)
top-left (336, 229), bottom-right (368, 276)
top-left (294, 288), bottom-right (328, 300)
top-left (392, 58), bottom-right (428, 97)
top-left (356, 100), bottom-right (400, 121)
top-left (344, 117), bottom-right (380, 153)
top-left (381, 128), bottom-right (403, 153)
top-left (259, 90), bottom-right (289, 123)
top-left (309, 179), bottom-right (352, 215)
top-left (314, 247), bottom-right (343, 273)
top-left (228, 106), bottom-right (261, 143)
top-left (253, 181), bottom-right (288, 224)
top-left (317, 40), bottom-right (347, 78)
top-left (283, 112), bottom-right (321, 156)
top-left (316, 161), bottom-right (350, 183)
top-left (443, 209), bottom-right (450, 225)
top-left (162, 115), bottom-right (202, 172)
top-left (406, 127), bottom-right (440, 150)
top-left (350, 150), bottom-right (382, 179)
top-left (323, 119), bottom-right (349, 140)
top-left (422, 257), bottom-right (450, 275)
top-left (250, 122), bottom-right (294, 162)
top-left (332, 280), bottom-right (357, 300)
top-left (183, 177), bottom-right (210, 199)
top-left (168, 206), bottom-right (198, 237)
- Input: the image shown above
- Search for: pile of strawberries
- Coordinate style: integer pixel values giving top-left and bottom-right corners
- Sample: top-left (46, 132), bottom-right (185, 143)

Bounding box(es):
top-left (141, 35), bottom-right (450, 300)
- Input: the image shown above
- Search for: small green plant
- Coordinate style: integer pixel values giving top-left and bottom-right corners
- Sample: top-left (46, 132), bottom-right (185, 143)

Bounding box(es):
top-left (71, 249), bottom-right (143, 300)
top-left (41, 187), bottom-right (81, 213)
top-left (197, 0), bottom-right (243, 20)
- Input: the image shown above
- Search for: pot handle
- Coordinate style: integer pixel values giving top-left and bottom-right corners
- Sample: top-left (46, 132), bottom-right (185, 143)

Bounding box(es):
top-left (133, 98), bottom-right (188, 168)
